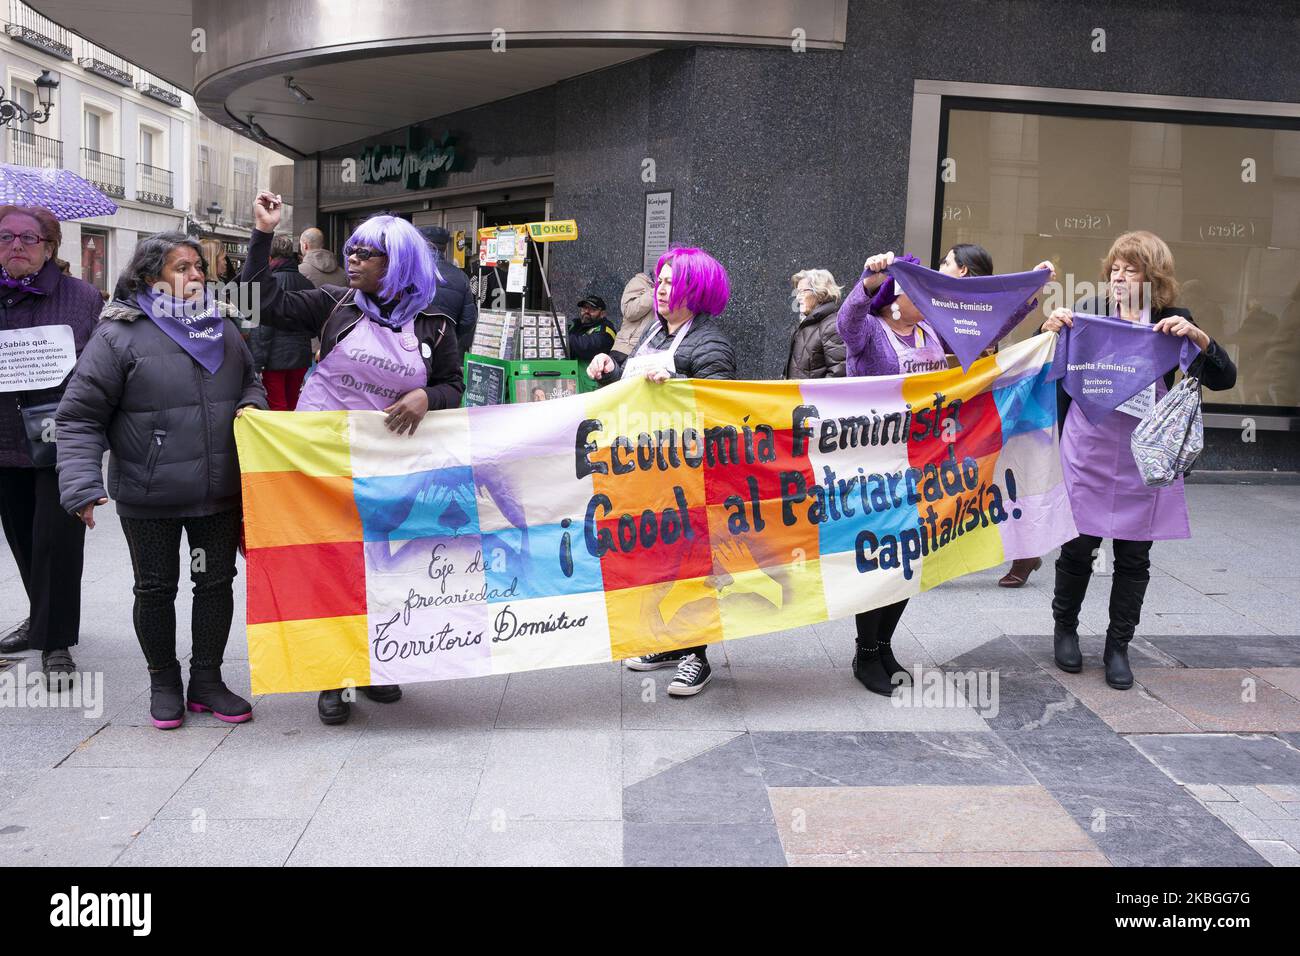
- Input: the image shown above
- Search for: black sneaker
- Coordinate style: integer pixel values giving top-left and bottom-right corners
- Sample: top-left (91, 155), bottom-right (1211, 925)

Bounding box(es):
top-left (667, 654), bottom-right (712, 697)
top-left (625, 649), bottom-right (690, 671)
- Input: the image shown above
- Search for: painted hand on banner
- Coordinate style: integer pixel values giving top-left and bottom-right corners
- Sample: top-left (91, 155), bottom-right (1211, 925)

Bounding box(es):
top-left (713, 539), bottom-right (784, 609)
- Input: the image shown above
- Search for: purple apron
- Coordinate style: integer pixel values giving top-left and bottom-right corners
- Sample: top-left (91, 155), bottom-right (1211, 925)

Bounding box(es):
top-left (881, 317), bottom-right (947, 374)
top-left (296, 315), bottom-right (425, 412)
top-left (1060, 311), bottom-right (1190, 541)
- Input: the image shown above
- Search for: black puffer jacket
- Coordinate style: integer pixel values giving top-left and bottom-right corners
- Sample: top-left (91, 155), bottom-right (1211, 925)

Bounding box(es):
top-left (55, 299), bottom-right (268, 518)
top-left (784, 301), bottom-right (847, 379)
top-left (604, 314), bottom-right (736, 382)
top-left (249, 260), bottom-right (315, 371)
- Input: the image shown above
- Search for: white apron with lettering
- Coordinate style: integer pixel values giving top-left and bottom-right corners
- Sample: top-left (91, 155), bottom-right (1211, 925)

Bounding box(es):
top-left (296, 314), bottom-right (425, 412)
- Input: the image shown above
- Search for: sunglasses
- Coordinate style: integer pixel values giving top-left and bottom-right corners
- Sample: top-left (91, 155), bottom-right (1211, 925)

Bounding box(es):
top-left (0, 232), bottom-right (46, 247)
top-left (344, 245), bottom-right (387, 262)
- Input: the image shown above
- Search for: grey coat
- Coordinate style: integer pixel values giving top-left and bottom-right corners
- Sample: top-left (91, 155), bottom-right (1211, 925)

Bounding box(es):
top-left (55, 299), bottom-right (268, 518)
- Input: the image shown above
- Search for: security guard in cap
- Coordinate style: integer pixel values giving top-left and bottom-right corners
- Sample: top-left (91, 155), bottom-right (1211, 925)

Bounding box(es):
top-left (568, 293), bottom-right (616, 362)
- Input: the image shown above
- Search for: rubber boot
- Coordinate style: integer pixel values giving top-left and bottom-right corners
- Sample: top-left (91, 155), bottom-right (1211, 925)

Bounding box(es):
top-left (852, 646), bottom-right (895, 697)
top-left (1051, 562), bottom-right (1091, 673)
top-left (149, 661), bottom-right (185, 730)
top-left (1104, 574), bottom-right (1148, 690)
top-left (186, 666), bottom-right (253, 723)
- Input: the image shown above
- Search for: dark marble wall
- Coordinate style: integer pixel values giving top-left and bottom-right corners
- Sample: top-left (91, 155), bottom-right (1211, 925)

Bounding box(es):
top-left (309, 0), bottom-right (1300, 469)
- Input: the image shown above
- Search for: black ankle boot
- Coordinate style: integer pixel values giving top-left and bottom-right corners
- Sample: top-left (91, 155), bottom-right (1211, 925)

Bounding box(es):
top-left (1051, 562), bottom-right (1091, 673)
top-left (852, 646), bottom-right (895, 696)
top-left (317, 689), bottom-right (350, 725)
top-left (149, 661), bottom-right (185, 730)
top-left (876, 639), bottom-right (911, 685)
top-left (1104, 574), bottom-right (1149, 690)
top-left (186, 666), bottom-right (253, 723)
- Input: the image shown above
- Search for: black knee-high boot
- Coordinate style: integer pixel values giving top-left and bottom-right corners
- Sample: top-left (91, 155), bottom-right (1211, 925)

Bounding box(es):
top-left (1104, 574), bottom-right (1148, 690)
top-left (1050, 561), bottom-right (1092, 671)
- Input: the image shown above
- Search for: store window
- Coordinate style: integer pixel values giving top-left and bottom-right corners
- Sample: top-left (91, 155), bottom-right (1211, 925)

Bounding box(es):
top-left (937, 104), bottom-right (1300, 411)
top-left (81, 227), bottom-right (110, 296)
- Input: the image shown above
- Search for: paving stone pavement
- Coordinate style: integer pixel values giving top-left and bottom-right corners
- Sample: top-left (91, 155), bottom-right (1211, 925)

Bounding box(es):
top-left (1, 486), bottom-right (1299, 866)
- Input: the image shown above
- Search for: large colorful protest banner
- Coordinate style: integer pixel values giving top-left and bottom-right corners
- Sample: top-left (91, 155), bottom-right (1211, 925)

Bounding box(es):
top-left (234, 333), bottom-right (1077, 694)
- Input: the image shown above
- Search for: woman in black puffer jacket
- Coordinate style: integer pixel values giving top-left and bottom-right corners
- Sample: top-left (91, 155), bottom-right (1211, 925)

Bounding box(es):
top-left (586, 246), bottom-right (735, 699)
top-left (56, 232), bottom-right (268, 731)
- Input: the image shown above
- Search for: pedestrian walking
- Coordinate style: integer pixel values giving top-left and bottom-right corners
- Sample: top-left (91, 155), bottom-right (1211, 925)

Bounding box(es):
top-left (248, 233), bottom-right (314, 410)
top-left (610, 271), bottom-right (654, 363)
top-left (56, 232), bottom-right (268, 727)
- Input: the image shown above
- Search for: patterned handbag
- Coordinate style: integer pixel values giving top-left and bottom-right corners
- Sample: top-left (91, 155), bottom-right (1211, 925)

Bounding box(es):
top-left (1130, 375), bottom-right (1203, 487)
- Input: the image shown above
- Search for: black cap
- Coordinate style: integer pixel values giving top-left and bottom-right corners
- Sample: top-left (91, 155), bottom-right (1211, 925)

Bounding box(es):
top-left (420, 225), bottom-right (451, 246)
top-left (577, 294), bottom-right (607, 310)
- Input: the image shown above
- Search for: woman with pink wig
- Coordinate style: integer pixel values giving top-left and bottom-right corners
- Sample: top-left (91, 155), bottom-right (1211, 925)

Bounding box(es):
top-left (243, 191), bottom-right (464, 724)
top-left (588, 245), bottom-right (735, 697)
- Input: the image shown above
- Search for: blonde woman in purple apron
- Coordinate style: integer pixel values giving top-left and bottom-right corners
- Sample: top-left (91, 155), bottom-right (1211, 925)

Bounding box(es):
top-left (243, 192), bottom-right (465, 724)
top-left (1042, 231), bottom-right (1236, 689)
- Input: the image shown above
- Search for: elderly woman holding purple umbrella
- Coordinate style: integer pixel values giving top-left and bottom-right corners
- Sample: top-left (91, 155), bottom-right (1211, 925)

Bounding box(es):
top-left (0, 204), bottom-right (103, 684)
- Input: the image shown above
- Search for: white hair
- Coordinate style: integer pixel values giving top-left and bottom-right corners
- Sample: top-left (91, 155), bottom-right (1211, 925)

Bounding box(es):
top-left (791, 268), bottom-right (843, 305)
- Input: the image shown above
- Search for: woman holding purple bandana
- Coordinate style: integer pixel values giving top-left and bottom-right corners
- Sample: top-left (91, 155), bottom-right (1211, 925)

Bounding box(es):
top-left (243, 191), bottom-right (464, 725)
top-left (56, 232), bottom-right (268, 729)
top-left (837, 248), bottom-right (1054, 695)
top-left (1040, 231), bottom-right (1236, 690)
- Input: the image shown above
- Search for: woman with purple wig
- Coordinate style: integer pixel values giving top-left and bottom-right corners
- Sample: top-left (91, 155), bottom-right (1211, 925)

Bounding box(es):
top-left (588, 246), bottom-right (735, 697)
top-left (243, 191), bottom-right (464, 724)
top-left (837, 249), bottom-right (1052, 694)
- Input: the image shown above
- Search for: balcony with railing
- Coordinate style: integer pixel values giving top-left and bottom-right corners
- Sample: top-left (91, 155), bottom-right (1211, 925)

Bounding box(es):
top-left (136, 163), bottom-right (173, 208)
top-left (81, 148), bottom-right (125, 198)
top-left (135, 69), bottom-right (183, 109)
top-left (76, 38), bottom-right (134, 86)
top-left (4, 0), bottom-right (72, 59)
top-left (9, 128), bottom-right (62, 168)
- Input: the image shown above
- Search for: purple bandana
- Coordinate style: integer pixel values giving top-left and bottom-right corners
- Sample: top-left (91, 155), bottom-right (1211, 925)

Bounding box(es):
top-left (887, 259), bottom-right (1050, 371)
top-left (136, 288), bottom-right (226, 375)
top-left (0, 267), bottom-right (43, 293)
top-left (1048, 312), bottom-right (1200, 424)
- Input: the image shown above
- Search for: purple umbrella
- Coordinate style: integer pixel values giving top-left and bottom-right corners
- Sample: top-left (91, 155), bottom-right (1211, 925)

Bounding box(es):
top-left (0, 163), bottom-right (119, 220)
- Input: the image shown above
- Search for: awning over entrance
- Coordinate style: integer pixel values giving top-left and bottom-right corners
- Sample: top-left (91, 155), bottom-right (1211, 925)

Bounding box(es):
top-left (26, 0), bottom-right (846, 156)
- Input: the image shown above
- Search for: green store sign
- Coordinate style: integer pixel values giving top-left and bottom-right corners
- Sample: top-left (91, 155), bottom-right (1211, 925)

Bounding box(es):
top-left (359, 130), bottom-right (460, 189)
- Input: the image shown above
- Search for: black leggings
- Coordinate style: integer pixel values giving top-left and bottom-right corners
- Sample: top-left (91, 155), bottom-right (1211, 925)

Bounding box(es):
top-left (0, 466), bottom-right (86, 650)
top-left (855, 599), bottom-right (909, 651)
top-left (120, 510), bottom-right (241, 670)
top-left (1056, 534), bottom-right (1152, 582)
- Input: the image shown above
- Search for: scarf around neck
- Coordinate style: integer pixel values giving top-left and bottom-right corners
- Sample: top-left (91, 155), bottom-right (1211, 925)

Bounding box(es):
top-left (135, 287), bottom-right (226, 375)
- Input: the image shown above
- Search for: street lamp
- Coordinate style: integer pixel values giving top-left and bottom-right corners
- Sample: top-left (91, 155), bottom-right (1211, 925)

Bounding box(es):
top-left (0, 70), bottom-right (59, 129)
top-left (206, 201), bottom-right (223, 228)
